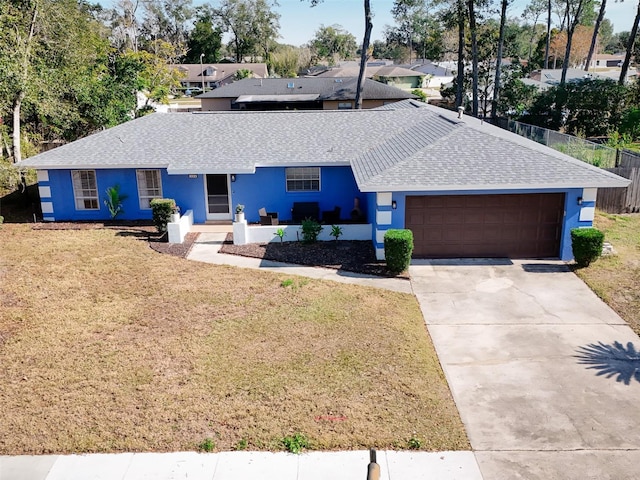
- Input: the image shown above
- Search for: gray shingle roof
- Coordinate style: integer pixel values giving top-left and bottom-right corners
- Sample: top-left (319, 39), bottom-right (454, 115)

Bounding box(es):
top-left (19, 102), bottom-right (630, 191)
top-left (198, 77), bottom-right (415, 101)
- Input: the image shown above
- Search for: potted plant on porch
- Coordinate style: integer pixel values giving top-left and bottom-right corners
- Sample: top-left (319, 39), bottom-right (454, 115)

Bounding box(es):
top-left (235, 204), bottom-right (245, 222)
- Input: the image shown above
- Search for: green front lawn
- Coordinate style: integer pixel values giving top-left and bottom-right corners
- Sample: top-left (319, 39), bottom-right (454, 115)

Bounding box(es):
top-left (0, 224), bottom-right (468, 454)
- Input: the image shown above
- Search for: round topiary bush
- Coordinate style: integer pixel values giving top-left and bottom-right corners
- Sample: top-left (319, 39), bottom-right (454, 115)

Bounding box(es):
top-left (384, 229), bottom-right (414, 274)
top-left (570, 227), bottom-right (604, 268)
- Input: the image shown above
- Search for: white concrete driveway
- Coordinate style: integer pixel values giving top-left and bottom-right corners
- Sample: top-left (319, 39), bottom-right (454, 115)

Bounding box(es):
top-left (410, 259), bottom-right (640, 479)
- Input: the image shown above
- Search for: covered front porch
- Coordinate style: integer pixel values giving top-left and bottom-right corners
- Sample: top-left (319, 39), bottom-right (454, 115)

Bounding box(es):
top-left (166, 210), bottom-right (373, 246)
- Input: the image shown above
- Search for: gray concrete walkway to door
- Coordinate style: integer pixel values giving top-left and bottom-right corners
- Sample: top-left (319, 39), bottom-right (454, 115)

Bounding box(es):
top-left (410, 259), bottom-right (640, 479)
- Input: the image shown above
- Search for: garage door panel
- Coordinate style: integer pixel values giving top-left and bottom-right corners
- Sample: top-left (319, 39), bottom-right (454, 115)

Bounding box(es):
top-left (406, 194), bottom-right (564, 259)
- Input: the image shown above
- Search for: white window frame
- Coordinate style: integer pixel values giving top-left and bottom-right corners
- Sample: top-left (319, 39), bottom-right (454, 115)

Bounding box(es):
top-left (71, 170), bottom-right (99, 210)
top-left (136, 169), bottom-right (163, 209)
top-left (285, 167), bottom-right (320, 192)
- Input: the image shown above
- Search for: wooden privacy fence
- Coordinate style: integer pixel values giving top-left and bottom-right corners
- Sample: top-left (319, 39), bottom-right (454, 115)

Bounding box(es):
top-left (598, 161), bottom-right (640, 213)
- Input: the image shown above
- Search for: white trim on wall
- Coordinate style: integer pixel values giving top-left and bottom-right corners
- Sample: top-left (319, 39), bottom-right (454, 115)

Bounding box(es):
top-left (41, 202), bottom-right (54, 214)
top-left (376, 210), bottom-right (392, 225)
top-left (579, 206), bottom-right (596, 222)
top-left (37, 170), bottom-right (49, 182)
top-left (38, 186), bottom-right (51, 198)
top-left (582, 188), bottom-right (597, 202)
top-left (377, 192), bottom-right (392, 206)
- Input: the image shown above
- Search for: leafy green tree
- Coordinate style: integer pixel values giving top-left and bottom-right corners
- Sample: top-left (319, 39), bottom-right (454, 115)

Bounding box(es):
top-left (496, 65), bottom-right (539, 115)
top-left (269, 45), bottom-right (311, 76)
top-left (129, 40), bottom-right (186, 108)
top-left (0, 0), bottom-right (135, 160)
top-left (523, 78), bottom-right (628, 136)
top-left (139, 0), bottom-right (194, 54)
top-left (309, 24), bottom-right (358, 64)
top-left (215, 0), bottom-right (280, 62)
top-left (184, 9), bottom-right (223, 63)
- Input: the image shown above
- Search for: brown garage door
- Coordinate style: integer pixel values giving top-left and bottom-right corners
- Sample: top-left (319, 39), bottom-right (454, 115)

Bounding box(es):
top-left (406, 194), bottom-right (565, 258)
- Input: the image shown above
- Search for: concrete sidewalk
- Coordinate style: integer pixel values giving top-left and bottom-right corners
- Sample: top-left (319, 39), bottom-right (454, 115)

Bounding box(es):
top-left (187, 232), bottom-right (413, 294)
top-left (0, 450), bottom-right (482, 480)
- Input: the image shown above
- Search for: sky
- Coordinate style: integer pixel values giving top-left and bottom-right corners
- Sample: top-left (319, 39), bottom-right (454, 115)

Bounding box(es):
top-left (101, 0), bottom-right (637, 47)
top-left (276, 0), bottom-right (635, 46)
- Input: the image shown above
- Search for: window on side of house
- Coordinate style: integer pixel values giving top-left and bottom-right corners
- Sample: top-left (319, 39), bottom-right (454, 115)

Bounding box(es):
top-left (136, 169), bottom-right (163, 209)
top-left (71, 170), bottom-right (99, 210)
top-left (285, 167), bottom-right (320, 192)
top-left (338, 102), bottom-right (353, 110)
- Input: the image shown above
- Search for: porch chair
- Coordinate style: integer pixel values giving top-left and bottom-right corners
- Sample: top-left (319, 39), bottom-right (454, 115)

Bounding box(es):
top-left (322, 206), bottom-right (341, 224)
top-left (258, 207), bottom-right (279, 225)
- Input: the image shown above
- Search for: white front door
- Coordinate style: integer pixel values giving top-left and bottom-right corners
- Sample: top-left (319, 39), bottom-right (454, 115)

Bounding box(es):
top-left (205, 174), bottom-right (232, 220)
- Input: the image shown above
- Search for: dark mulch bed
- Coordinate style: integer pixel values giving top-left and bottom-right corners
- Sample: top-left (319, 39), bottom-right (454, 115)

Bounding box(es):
top-left (31, 221), bottom-right (199, 259)
top-left (219, 233), bottom-right (409, 278)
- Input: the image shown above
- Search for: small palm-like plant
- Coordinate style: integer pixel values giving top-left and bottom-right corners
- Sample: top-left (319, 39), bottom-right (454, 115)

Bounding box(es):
top-left (274, 228), bottom-right (286, 242)
top-left (104, 185), bottom-right (128, 219)
top-left (330, 225), bottom-right (343, 241)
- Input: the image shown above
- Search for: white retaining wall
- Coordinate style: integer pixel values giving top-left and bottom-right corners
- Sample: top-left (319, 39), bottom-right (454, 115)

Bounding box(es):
top-left (168, 209), bottom-right (194, 243)
top-left (232, 222), bottom-right (373, 245)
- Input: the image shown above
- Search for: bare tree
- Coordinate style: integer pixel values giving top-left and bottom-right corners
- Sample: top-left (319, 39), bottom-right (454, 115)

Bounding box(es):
top-left (491, 0), bottom-right (510, 119)
top-left (620, 0), bottom-right (640, 84)
top-left (584, 0), bottom-right (607, 71)
top-left (307, 0), bottom-right (371, 109)
top-left (560, 0), bottom-right (586, 85)
top-left (455, 0), bottom-right (466, 108)
top-left (468, 0), bottom-right (479, 116)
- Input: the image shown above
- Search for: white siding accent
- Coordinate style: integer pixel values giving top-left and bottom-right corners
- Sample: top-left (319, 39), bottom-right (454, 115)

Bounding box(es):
top-left (582, 188), bottom-right (597, 202)
top-left (38, 186), bottom-right (51, 198)
top-left (41, 202), bottom-right (54, 214)
top-left (579, 206), bottom-right (595, 222)
top-left (376, 229), bottom-right (386, 244)
top-left (376, 248), bottom-right (385, 260)
top-left (43, 217), bottom-right (55, 222)
top-left (377, 192), bottom-right (392, 206)
top-left (376, 210), bottom-right (392, 225)
top-left (37, 170), bottom-right (49, 182)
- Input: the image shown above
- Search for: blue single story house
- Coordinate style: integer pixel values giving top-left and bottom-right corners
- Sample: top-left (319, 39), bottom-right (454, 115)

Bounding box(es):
top-left (19, 101), bottom-right (629, 261)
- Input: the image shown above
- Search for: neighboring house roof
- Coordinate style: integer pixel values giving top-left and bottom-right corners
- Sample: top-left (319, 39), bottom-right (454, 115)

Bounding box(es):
top-left (170, 63), bottom-right (269, 84)
top-left (197, 77), bottom-right (416, 102)
top-left (520, 78), bottom-right (552, 91)
top-left (20, 101), bottom-right (629, 191)
top-left (529, 68), bottom-right (611, 85)
top-left (315, 65), bottom-right (423, 79)
top-left (403, 61), bottom-right (455, 77)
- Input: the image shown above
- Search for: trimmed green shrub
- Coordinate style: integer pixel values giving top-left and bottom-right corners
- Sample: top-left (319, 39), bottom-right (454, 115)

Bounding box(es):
top-left (571, 227), bottom-right (604, 267)
top-left (301, 218), bottom-right (322, 243)
top-left (150, 198), bottom-right (176, 233)
top-left (384, 229), bottom-right (414, 274)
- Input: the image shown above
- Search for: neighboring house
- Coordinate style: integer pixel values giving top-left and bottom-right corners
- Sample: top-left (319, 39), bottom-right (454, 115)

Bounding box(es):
top-left (403, 61), bottom-right (455, 89)
top-left (20, 100), bottom-right (629, 261)
top-left (583, 53), bottom-right (625, 70)
top-left (170, 63), bottom-right (269, 90)
top-left (197, 77), bottom-right (416, 111)
top-left (314, 64), bottom-right (425, 90)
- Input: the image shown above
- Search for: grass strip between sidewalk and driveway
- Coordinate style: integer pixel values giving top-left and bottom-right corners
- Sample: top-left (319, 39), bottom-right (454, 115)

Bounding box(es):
top-left (575, 212), bottom-right (640, 335)
top-left (0, 225), bottom-right (468, 454)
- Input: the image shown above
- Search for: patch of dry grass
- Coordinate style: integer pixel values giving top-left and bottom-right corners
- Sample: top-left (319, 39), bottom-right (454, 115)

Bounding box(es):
top-left (576, 212), bottom-right (640, 334)
top-left (0, 225), bottom-right (468, 454)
